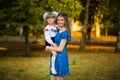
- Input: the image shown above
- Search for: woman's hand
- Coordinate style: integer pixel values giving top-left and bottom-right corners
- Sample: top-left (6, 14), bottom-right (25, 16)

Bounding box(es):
top-left (45, 46), bottom-right (52, 52)
top-left (45, 46), bottom-right (49, 51)
top-left (45, 39), bottom-right (67, 52)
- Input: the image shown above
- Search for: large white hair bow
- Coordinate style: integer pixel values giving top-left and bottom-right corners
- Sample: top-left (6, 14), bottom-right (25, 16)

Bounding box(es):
top-left (43, 11), bottom-right (58, 20)
top-left (52, 11), bottom-right (59, 16)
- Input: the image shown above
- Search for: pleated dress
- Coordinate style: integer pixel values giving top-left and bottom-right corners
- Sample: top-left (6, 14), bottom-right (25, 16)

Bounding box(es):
top-left (50, 30), bottom-right (70, 76)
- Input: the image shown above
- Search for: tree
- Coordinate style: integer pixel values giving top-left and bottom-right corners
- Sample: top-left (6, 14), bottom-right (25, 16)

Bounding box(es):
top-left (79, 0), bottom-right (90, 51)
top-left (0, 0), bottom-right (83, 56)
top-left (116, 11), bottom-right (120, 52)
top-left (0, 0), bottom-right (45, 56)
top-left (109, 0), bottom-right (120, 52)
top-left (79, 0), bottom-right (120, 52)
top-left (103, 0), bottom-right (120, 52)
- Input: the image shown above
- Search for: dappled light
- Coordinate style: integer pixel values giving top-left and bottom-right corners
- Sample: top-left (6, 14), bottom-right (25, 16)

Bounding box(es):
top-left (0, 47), bottom-right (8, 50)
top-left (67, 44), bottom-right (115, 52)
top-left (0, 35), bottom-right (117, 57)
top-left (85, 45), bottom-right (115, 52)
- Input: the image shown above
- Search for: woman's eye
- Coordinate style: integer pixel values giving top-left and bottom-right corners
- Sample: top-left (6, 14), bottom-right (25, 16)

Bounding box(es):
top-left (58, 19), bottom-right (64, 21)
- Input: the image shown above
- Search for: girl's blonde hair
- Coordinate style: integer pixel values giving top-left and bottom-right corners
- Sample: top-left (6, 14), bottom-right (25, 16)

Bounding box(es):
top-left (44, 12), bottom-right (57, 26)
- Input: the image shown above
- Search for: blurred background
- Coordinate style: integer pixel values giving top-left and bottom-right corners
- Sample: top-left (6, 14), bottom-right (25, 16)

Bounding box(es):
top-left (0, 0), bottom-right (120, 80)
top-left (0, 0), bottom-right (120, 55)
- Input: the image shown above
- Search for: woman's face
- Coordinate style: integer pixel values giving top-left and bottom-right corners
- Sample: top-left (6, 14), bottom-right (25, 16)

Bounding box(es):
top-left (57, 16), bottom-right (65, 27)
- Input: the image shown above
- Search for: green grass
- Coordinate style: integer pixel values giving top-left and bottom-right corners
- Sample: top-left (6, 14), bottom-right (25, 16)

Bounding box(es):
top-left (0, 51), bottom-right (120, 80)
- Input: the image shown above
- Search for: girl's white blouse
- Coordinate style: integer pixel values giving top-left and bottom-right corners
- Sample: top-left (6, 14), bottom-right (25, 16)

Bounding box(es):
top-left (44, 24), bottom-right (59, 45)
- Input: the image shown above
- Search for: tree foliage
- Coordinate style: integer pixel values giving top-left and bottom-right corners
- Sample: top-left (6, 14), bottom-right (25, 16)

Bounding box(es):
top-left (0, 0), bottom-right (83, 28)
top-left (79, 0), bottom-right (120, 51)
top-left (0, 0), bottom-right (83, 56)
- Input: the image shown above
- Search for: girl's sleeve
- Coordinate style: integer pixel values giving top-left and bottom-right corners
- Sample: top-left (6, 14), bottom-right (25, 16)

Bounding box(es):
top-left (44, 27), bottom-right (54, 45)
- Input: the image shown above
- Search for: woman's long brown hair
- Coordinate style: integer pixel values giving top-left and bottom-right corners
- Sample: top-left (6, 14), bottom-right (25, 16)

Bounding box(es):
top-left (57, 13), bottom-right (71, 40)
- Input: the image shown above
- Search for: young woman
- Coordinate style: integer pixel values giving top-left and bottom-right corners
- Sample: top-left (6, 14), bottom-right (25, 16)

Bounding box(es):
top-left (46, 12), bottom-right (71, 80)
top-left (43, 11), bottom-right (59, 74)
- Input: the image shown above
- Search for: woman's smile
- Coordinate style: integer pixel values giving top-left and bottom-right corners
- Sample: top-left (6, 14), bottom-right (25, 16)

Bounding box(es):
top-left (57, 16), bottom-right (65, 27)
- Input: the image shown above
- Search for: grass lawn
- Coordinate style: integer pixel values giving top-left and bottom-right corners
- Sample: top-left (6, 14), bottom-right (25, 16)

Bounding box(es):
top-left (0, 51), bottom-right (120, 80)
top-left (0, 35), bottom-right (119, 80)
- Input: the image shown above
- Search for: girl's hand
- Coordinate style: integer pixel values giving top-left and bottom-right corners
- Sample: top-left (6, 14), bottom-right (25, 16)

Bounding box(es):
top-left (52, 43), bottom-right (57, 47)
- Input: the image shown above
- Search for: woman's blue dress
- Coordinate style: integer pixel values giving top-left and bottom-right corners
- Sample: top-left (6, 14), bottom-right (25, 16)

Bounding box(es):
top-left (50, 30), bottom-right (70, 76)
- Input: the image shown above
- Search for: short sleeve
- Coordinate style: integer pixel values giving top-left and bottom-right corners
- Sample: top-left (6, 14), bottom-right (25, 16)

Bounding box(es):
top-left (61, 31), bottom-right (70, 42)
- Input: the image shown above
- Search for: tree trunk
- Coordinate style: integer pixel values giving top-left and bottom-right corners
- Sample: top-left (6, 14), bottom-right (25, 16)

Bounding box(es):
top-left (116, 31), bottom-right (120, 52)
top-left (23, 26), bottom-right (29, 56)
top-left (116, 11), bottom-right (120, 53)
top-left (19, 27), bottom-right (23, 36)
top-left (79, 0), bottom-right (90, 51)
top-left (86, 25), bottom-right (92, 42)
top-left (95, 22), bottom-right (100, 38)
top-left (79, 30), bottom-right (87, 51)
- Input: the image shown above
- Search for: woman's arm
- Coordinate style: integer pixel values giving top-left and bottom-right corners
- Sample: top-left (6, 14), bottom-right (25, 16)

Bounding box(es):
top-left (45, 39), bottom-right (67, 52)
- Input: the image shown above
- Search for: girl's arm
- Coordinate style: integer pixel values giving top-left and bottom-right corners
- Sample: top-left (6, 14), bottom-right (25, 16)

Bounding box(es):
top-left (44, 28), bottom-right (54, 45)
top-left (45, 39), bottom-right (67, 52)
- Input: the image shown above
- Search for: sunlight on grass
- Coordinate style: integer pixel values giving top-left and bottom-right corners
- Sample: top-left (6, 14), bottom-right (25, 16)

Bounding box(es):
top-left (0, 52), bottom-right (120, 80)
top-left (85, 45), bottom-right (115, 52)
top-left (67, 44), bottom-right (115, 52)
top-left (67, 44), bottom-right (79, 49)
top-left (0, 47), bottom-right (8, 50)
top-left (37, 39), bottom-right (45, 46)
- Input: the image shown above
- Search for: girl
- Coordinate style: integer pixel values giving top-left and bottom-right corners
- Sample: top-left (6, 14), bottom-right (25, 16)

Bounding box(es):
top-left (46, 12), bottom-right (71, 80)
top-left (43, 11), bottom-right (59, 74)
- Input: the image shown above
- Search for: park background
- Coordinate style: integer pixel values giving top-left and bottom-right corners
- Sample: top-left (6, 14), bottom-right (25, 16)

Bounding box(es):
top-left (0, 0), bottom-right (120, 80)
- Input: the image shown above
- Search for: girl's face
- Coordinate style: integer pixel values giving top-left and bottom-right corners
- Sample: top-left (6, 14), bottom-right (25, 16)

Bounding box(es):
top-left (57, 16), bottom-right (65, 27)
top-left (47, 17), bottom-right (55, 25)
